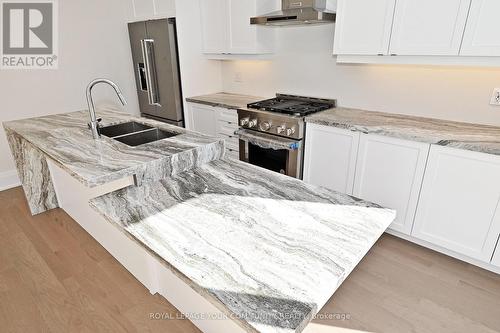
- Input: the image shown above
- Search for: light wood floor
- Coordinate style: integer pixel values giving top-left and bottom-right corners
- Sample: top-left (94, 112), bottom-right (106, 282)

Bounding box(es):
top-left (1, 187), bottom-right (499, 333)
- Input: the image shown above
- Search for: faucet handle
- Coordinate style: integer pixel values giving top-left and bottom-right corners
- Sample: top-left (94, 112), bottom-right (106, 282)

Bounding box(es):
top-left (87, 118), bottom-right (102, 130)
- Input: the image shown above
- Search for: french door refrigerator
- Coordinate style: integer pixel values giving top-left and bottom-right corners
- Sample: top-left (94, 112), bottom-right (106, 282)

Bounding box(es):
top-left (128, 18), bottom-right (184, 127)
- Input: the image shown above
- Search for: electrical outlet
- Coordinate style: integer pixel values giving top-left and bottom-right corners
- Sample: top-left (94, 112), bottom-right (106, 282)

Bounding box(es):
top-left (490, 88), bottom-right (500, 106)
top-left (234, 72), bottom-right (243, 83)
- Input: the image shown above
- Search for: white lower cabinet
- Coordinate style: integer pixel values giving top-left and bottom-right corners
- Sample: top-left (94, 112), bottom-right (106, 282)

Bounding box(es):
top-left (492, 245), bottom-right (500, 268)
top-left (301, 123), bottom-right (500, 272)
top-left (303, 124), bottom-right (360, 195)
top-left (412, 145), bottom-right (500, 263)
top-left (353, 134), bottom-right (430, 235)
top-left (216, 109), bottom-right (239, 159)
top-left (187, 103), bottom-right (239, 158)
top-left (189, 104), bottom-right (218, 137)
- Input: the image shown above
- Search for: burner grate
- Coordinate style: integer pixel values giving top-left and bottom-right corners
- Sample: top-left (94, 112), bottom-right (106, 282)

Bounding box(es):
top-left (247, 97), bottom-right (334, 116)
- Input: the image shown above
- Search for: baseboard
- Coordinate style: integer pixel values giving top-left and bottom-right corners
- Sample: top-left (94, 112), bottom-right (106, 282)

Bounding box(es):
top-left (386, 229), bottom-right (500, 275)
top-left (0, 169), bottom-right (20, 191)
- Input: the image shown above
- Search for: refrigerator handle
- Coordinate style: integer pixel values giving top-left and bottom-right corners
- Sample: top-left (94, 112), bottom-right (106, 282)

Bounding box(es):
top-left (140, 39), bottom-right (161, 106)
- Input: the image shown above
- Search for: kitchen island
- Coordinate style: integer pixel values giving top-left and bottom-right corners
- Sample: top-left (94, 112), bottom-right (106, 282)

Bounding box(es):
top-left (3, 109), bottom-right (395, 333)
top-left (3, 107), bottom-right (225, 215)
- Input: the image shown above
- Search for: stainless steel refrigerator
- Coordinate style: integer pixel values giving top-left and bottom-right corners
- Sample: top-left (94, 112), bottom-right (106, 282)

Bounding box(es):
top-left (128, 18), bottom-right (184, 127)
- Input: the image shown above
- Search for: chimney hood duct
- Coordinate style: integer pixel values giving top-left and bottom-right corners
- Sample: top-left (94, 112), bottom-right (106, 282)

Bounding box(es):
top-left (251, 0), bottom-right (336, 26)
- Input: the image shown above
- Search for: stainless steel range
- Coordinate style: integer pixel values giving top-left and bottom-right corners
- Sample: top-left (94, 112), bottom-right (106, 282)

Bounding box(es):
top-left (237, 94), bottom-right (336, 179)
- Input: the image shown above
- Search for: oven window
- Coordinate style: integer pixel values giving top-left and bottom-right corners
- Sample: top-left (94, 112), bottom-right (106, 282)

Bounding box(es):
top-left (248, 143), bottom-right (287, 174)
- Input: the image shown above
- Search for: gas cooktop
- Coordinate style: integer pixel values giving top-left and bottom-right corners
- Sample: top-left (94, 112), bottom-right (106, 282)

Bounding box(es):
top-left (247, 94), bottom-right (336, 116)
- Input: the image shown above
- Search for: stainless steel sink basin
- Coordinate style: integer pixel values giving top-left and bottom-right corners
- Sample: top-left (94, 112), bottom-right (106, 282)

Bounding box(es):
top-left (100, 121), bottom-right (179, 147)
top-left (113, 128), bottom-right (178, 147)
top-left (100, 121), bottom-right (153, 138)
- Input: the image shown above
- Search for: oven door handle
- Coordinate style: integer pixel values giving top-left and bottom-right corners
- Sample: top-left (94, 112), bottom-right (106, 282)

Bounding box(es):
top-left (235, 129), bottom-right (301, 151)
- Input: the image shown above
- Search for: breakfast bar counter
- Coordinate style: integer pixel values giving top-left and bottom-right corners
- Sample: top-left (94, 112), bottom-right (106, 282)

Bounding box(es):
top-left (90, 158), bottom-right (395, 333)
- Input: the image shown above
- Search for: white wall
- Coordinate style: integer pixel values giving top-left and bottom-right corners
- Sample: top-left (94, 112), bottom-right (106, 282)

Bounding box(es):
top-left (0, 0), bottom-right (141, 189)
top-left (0, 0), bottom-right (224, 190)
top-left (174, 0), bottom-right (223, 126)
top-left (221, 24), bottom-right (500, 127)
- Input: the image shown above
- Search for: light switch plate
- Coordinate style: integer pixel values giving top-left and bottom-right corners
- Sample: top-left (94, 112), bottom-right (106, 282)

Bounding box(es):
top-left (490, 88), bottom-right (500, 106)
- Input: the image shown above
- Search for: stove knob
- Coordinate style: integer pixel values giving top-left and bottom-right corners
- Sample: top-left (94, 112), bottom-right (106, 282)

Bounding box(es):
top-left (286, 127), bottom-right (296, 136)
top-left (248, 119), bottom-right (258, 128)
top-left (259, 121), bottom-right (271, 131)
top-left (277, 125), bottom-right (286, 134)
top-left (240, 117), bottom-right (250, 126)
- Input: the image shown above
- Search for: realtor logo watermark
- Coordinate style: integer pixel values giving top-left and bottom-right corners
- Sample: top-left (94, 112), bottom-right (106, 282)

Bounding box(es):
top-left (1, 0), bottom-right (58, 69)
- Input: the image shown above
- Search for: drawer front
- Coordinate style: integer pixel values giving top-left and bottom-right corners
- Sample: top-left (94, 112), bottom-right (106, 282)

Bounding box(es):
top-left (218, 108), bottom-right (238, 123)
top-left (225, 147), bottom-right (239, 159)
top-left (225, 138), bottom-right (239, 151)
top-left (220, 134), bottom-right (239, 148)
top-left (217, 120), bottom-right (238, 136)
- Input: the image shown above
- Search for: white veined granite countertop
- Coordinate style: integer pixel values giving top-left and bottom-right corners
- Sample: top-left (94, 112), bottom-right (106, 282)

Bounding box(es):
top-left (186, 92), bottom-right (500, 156)
top-left (186, 92), bottom-right (264, 109)
top-left (306, 107), bottom-right (500, 156)
top-left (3, 107), bottom-right (225, 187)
top-left (90, 158), bottom-right (396, 333)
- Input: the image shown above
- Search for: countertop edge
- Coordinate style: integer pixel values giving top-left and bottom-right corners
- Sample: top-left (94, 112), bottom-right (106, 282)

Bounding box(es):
top-left (87, 199), bottom-right (261, 333)
top-left (305, 109), bottom-right (500, 156)
top-left (185, 97), bottom-right (242, 110)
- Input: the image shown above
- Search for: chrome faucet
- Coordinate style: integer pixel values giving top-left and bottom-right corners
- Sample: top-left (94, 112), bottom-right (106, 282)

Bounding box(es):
top-left (86, 78), bottom-right (127, 139)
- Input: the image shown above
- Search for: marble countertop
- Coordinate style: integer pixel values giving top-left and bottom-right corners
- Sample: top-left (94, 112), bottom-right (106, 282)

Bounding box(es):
top-left (90, 158), bottom-right (395, 333)
top-left (186, 92), bottom-right (264, 109)
top-left (306, 107), bottom-right (500, 156)
top-left (3, 107), bottom-right (225, 187)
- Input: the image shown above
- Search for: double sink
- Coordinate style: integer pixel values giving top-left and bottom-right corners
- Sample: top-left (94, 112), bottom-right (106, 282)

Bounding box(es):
top-left (100, 121), bottom-right (179, 147)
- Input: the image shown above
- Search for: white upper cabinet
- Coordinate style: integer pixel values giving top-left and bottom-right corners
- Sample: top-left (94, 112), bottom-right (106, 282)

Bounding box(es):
top-left (132, 0), bottom-right (155, 18)
top-left (228, 0), bottom-right (266, 54)
top-left (200, 0), bottom-right (228, 54)
top-left (303, 124), bottom-right (360, 195)
top-left (389, 0), bottom-right (471, 56)
top-left (353, 134), bottom-right (429, 235)
top-left (333, 0), bottom-right (396, 55)
top-left (131, 0), bottom-right (175, 19)
top-left (200, 0), bottom-right (278, 55)
top-left (461, 0), bottom-right (500, 56)
top-left (412, 146), bottom-right (500, 263)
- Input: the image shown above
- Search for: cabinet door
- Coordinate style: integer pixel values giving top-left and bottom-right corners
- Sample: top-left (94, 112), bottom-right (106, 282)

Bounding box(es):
top-left (303, 124), bottom-right (360, 195)
top-left (227, 0), bottom-right (258, 54)
top-left (200, 0), bottom-right (228, 53)
top-left (353, 134), bottom-right (430, 235)
top-left (333, 0), bottom-right (396, 55)
top-left (412, 146), bottom-right (500, 262)
top-left (389, 0), bottom-right (471, 55)
top-left (154, 0), bottom-right (176, 17)
top-left (132, 0), bottom-right (155, 18)
top-left (461, 0), bottom-right (500, 56)
top-left (492, 241), bottom-right (500, 267)
top-left (190, 104), bottom-right (218, 136)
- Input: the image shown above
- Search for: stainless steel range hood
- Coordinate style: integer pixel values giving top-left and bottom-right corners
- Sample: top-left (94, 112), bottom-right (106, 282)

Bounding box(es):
top-left (251, 0), bottom-right (336, 26)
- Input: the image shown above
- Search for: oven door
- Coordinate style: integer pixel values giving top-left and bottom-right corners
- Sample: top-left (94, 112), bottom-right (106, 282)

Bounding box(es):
top-left (237, 129), bottom-right (303, 179)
